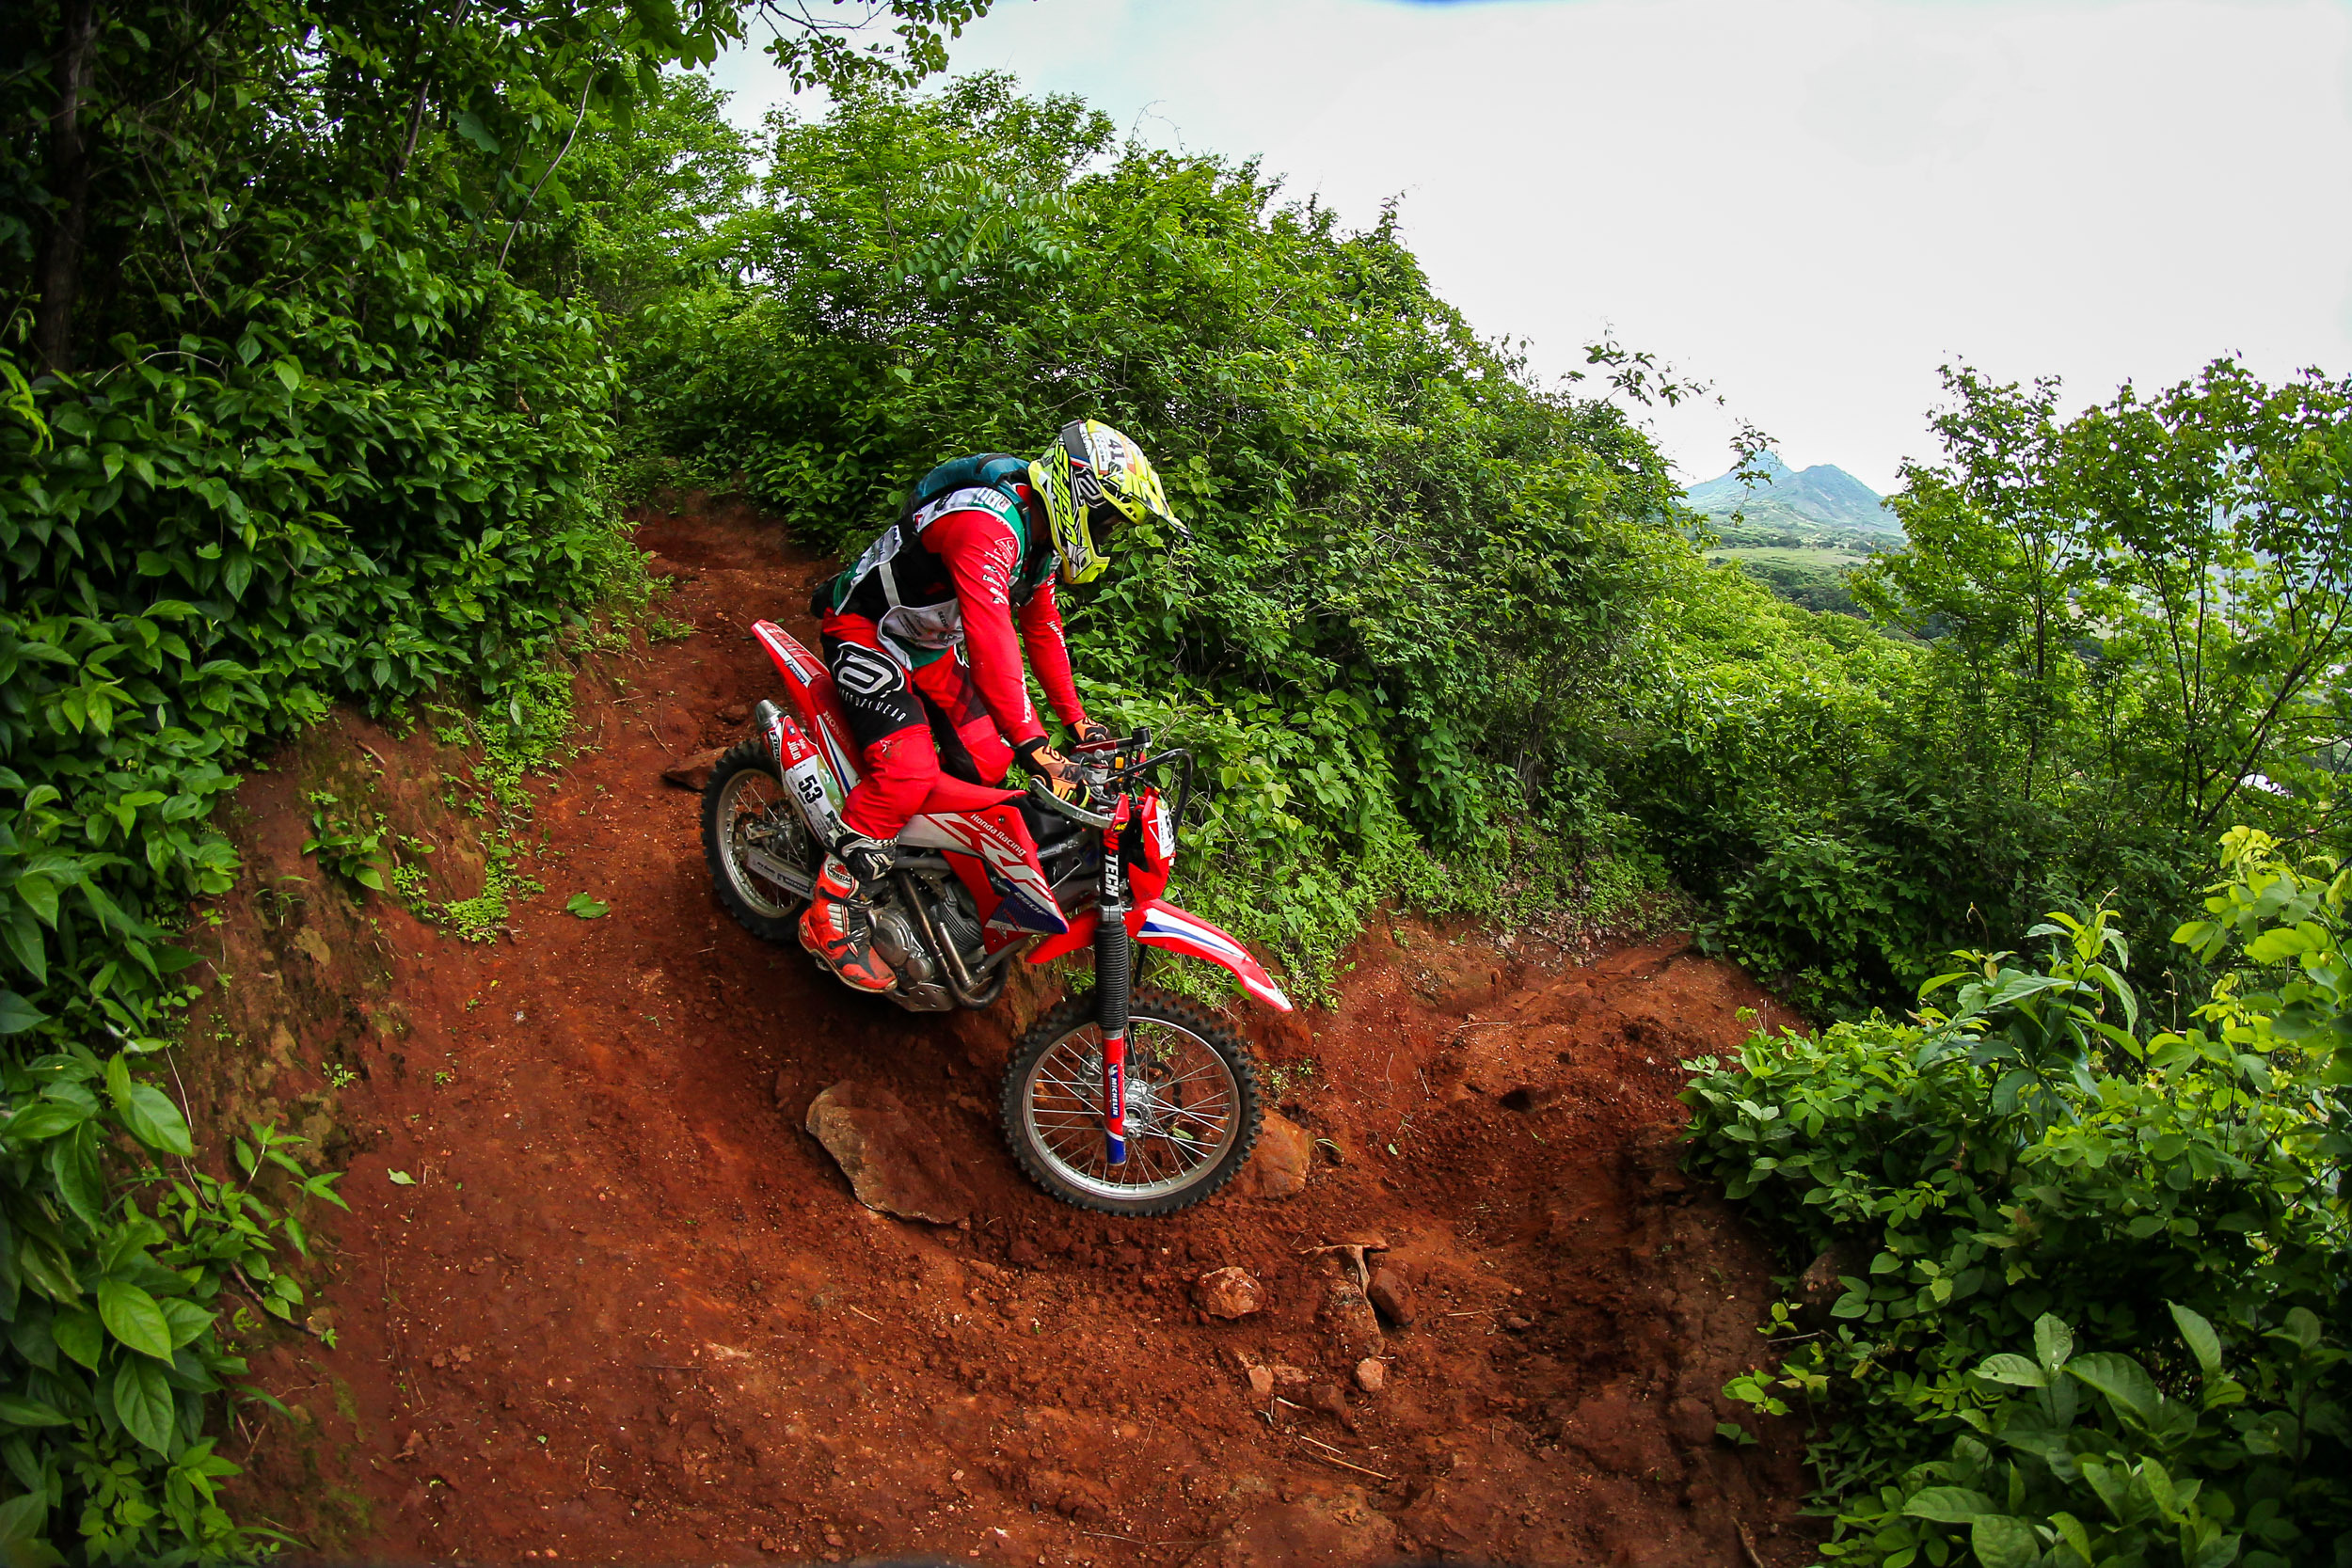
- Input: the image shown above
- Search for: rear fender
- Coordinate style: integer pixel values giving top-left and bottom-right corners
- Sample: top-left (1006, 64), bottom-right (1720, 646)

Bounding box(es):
top-left (751, 619), bottom-right (861, 789)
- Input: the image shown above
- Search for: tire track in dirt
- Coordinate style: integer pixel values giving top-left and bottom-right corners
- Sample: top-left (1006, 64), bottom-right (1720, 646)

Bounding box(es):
top-left (203, 496), bottom-right (1818, 1566)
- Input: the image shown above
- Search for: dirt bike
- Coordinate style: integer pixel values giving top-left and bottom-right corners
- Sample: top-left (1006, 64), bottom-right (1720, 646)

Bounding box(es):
top-left (700, 618), bottom-right (1292, 1215)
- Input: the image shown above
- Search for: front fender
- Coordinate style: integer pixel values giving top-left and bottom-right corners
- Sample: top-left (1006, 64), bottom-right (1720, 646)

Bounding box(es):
top-left (1132, 899), bottom-right (1292, 1012)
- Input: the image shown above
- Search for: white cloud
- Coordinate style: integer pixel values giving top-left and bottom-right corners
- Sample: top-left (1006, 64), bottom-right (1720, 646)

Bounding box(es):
top-left (711, 0), bottom-right (2352, 494)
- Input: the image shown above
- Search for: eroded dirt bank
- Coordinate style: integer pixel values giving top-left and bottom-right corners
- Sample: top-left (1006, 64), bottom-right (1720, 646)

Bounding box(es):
top-left (187, 499), bottom-right (1817, 1566)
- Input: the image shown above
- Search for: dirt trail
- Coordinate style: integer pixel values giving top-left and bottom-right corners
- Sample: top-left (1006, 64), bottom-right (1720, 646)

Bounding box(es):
top-left (192, 498), bottom-right (1817, 1566)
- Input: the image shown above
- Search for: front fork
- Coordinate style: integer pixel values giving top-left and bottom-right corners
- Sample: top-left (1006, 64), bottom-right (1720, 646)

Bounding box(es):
top-left (1095, 797), bottom-right (1134, 1164)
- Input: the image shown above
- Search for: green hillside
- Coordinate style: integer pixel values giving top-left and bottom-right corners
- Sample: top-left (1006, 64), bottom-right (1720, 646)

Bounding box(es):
top-left (1684, 450), bottom-right (1904, 540)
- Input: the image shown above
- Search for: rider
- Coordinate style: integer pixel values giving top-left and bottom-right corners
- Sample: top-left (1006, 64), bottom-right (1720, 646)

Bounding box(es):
top-left (798, 420), bottom-right (1182, 991)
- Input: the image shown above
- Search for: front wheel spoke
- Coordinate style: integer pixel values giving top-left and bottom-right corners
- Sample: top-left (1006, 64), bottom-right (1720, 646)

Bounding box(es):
top-left (1035, 1071), bottom-right (1098, 1103)
top-left (1020, 1011), bottom-right (1253, 1199)
top-left (1148, 1058), bottom-right (1227, 1093)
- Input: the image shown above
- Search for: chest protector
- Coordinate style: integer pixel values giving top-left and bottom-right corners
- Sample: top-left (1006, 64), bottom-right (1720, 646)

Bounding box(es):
top-left (812, 454), bottom-right (1060, 662)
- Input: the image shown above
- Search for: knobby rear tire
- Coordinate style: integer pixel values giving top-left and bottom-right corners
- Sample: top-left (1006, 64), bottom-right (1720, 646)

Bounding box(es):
top-left (1001, 987), bottom-right (1262, 1217)
top-left (701, 739), bottom-right (818, 944)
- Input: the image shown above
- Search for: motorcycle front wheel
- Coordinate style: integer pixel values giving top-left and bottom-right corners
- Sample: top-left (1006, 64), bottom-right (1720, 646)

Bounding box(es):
top-left (1001, 988), bottom-right (1263, 1216)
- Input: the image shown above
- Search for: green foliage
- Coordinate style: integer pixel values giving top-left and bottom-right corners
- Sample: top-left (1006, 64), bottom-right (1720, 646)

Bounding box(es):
top-left (299, 794), bottom-right (388, 895)
top-left (0, 0), bottom-right (990, 1547)
top-left (1708, 547), bottom-right (1869, 617)
top-left (1837, 1306), bottom-right (2342, 1568)
top-left (627, 73), bottom-right (1689, 977)
top-left (1628, 357), bottom-right (2352, 1019)
top-left (0, 1022), bottom-right (342, 1562)
top-left (1683, 830), bottom-right (2350, 1565)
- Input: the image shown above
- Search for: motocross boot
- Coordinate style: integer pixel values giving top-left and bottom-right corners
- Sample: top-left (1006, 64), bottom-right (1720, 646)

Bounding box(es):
top-left (799, 856), bottom-right (896, 993)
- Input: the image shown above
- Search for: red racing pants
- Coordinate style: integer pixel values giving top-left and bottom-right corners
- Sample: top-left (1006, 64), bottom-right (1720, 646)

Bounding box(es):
top-left (820, 613), bottom-right (1016, 841)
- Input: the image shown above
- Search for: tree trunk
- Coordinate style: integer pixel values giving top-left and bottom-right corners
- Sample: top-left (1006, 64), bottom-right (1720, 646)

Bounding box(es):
top-left (32, 0), bottom-right (101, 376)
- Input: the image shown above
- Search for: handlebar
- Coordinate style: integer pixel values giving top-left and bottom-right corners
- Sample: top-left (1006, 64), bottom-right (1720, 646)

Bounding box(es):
top-left (1026, 731), bottom-right (1196, 844)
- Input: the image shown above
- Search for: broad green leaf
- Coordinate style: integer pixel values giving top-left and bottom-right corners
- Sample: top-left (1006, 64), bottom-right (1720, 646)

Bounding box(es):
top-left (565, 893), bottom-right (610, 918)
top-left (2188, 1529), bottom-right (2243, 1568)
top-left (1902, 1486), bottom-right (1998, 1523)
top-left (453, 108), bottom-right (501, 153)
top-left (109, 1354), bottom-right (175, 1454)
top-left (96, 1279), bottom-right (173, 1361)
top-left (2, 1103), bottom-right (86, 1144)
top-left (2141, 1455), bottom-right (2179, 1518)
top-left (2077, 1456), bottom-right (2126, 1520)
top-left (1975, 1353), bottom-right (2045, 1387)
top-left (2068, 1352), bottom-right (2162, 1423)
top-left (2034, 1314), bottom-right (2074, 1375)
top-left (13, 877), bottom-right (58, 928)
top-left (0, 993), bottom-right (46, 1035)
top-left (2169, 1301), bottom-right (2222, 1379)
top-left (50, 1307), bottom-right (101, 1370)
top-left (1970, 1515), bottom-right (2041, 1568)
top-left (118, 1083), bottom-right (194, 1157)
top-left (2243, 925), bottom-right (2317, 963)
top-left (45, 1131), bottom-right (105, 1234)
top-left (0, 1490), bottom-right (62, 1567)
top-left (0, 1396), bottom-right (69, 1429)
top-left (388, 1170), bottom-right (415, 1186)
top-left (157, 1295), bottom-right (213, 1349)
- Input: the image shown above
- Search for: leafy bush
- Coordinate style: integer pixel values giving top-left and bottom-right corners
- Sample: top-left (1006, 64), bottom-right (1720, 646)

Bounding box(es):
top-left (1683, 830), bottom-right (2350, 1565)
top-left (627, 74), bottom-right (1692, 973)
top-left (0, 0), bottom-right (774, 1553)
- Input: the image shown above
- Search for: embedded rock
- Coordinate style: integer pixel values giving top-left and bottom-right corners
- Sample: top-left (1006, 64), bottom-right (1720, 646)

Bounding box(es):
top-left (1195, 1266), bottom-right (1264, 1319)
top-left (661, 747), bottom-right (727, 791)
top-left (803, 1081), bottom-right (972, 1225)
top-left (1234, 1113), bottom-right (1311, 1198)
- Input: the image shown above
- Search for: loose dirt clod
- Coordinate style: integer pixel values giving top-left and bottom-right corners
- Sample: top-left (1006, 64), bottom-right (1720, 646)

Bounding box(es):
top-left (1322, 1278), bottom-right (1385, 1359)
top-left (1354, 1357), bottom-right (1386, 1395)
top-left (1195, 1265), bottom-right (1264, 1318)
top-left (1366, 1267), bottom-right (1416, 1328)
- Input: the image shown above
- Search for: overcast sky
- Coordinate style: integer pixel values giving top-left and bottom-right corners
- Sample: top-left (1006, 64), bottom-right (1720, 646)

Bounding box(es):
top-left (710, 0), bottom-right (2352, 494)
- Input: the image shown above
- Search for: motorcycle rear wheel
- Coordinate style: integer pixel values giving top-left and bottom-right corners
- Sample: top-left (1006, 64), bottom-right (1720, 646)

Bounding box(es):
top-left (1001, 988), bottom-right (1262, 1216)
top-left (702, 739), bottom-right (818, 943)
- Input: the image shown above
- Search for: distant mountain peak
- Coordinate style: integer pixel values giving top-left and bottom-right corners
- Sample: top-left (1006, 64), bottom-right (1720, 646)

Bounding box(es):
top-left (1684, 452), bottom-right (1899, 536)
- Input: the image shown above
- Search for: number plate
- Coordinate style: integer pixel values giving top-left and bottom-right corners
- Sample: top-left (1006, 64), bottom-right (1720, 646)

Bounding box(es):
top-left (745, 846), bottom-right (814, 897)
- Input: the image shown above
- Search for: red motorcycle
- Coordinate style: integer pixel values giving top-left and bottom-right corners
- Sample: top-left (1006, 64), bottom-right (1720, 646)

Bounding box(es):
top-left (700, 619), bottom-right (1291, 1215)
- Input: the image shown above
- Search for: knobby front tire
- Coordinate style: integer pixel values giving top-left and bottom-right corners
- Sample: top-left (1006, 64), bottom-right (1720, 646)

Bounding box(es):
top-left (1001, 987), bottom-right (1263, 1217)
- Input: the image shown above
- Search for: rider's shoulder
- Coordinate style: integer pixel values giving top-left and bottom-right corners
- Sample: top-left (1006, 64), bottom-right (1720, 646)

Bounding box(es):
top-left (911, 484), bottom-right (1025, 535)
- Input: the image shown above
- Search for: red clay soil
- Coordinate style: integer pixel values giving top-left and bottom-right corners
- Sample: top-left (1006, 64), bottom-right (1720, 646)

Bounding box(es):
top-left (191, 499), bottom-right (1820, 1566)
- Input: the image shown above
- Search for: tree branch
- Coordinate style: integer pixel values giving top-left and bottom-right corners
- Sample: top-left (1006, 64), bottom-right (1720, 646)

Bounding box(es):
top-left (497, 64), bottom-right (598, 271)
top-left (32, 0), bottom-right (102, 374)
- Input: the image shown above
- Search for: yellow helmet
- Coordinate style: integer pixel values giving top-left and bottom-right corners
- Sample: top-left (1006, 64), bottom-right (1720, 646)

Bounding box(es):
top-left (1028, 420), bottom-right (1180, 585)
